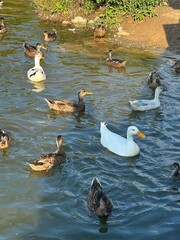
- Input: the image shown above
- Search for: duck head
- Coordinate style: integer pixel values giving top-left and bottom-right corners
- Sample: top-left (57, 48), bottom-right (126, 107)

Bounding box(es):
top-left (127, 126), bottom-right (145, 138)
top-left (78, 89), bottom-right (93, 99)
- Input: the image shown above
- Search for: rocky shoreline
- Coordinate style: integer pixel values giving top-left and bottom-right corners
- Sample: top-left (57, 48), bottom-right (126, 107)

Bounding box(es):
top-left (37, 3), bottom-right (180, 52)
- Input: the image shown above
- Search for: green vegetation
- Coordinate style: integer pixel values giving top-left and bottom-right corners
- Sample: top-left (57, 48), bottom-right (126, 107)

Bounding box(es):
top-left (33, 0), bottom-right (72, 13)
top-left (32, 0), bottom-right (165, 25)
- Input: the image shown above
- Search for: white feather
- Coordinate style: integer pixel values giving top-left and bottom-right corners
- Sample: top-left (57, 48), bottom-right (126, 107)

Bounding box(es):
top-left (100, 122), bottom-right (145, 157)
top-left (27, 53), bottom-right (46, 82)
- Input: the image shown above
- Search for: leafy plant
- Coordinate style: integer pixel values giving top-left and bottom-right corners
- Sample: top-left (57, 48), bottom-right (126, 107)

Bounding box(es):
top-left (32, 0), bottom-right (164, 25)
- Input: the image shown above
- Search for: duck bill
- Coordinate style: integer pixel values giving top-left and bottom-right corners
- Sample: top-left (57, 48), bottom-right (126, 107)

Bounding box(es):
top-left (137, 131), bottom-right (145, 138)
top-left (42, 45), bottom-right (47, 50)
top-left (86, 91), bottom-right (93, 95)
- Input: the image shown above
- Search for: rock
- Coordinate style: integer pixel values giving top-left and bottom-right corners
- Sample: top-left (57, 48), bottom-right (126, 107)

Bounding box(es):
top-left (62, 20), bottom-right (71, 25)
top-left (87, 20), bottom-right (94, 26)
top-left (71, 16), bottom-right (87, 26)
top-left (117, 27), bottom-right (129, 36)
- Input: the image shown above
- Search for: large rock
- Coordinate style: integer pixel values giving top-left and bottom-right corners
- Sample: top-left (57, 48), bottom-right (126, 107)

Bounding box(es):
top-left (71, 16), bottom-right (87, 26)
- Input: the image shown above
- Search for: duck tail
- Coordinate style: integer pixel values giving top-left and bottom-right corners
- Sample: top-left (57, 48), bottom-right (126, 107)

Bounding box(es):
top-left (100, 122), bottom-right (107, 128)
top-left (44, 98), bottom-right (52, 106)
top-left (91, 177), bottom-right (101, 187)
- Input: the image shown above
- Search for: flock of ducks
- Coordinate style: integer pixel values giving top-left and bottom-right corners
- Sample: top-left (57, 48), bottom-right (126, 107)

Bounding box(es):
top-left (1, 14), bottom-right (180, 219)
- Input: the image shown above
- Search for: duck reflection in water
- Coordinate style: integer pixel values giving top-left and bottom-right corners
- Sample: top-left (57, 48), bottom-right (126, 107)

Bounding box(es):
top-left (29, 80), bottom-right (45, 93)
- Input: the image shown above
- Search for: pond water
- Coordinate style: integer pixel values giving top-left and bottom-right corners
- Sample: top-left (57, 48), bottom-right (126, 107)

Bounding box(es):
top-left (0, 1), bottom-right (180, 239)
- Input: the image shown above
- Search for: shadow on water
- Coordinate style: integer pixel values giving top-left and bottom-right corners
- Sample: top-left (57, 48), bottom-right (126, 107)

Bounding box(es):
top-left (163, 0), bottom-right (180, 53)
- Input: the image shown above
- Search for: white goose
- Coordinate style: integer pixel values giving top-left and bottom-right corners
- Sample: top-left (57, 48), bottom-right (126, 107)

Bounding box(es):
top-left (100, 122), bottom-right (145, 157)
top-left (27, 53), bottom-right (46, 82)
top-left (129, 86), bottom-right (163, 111)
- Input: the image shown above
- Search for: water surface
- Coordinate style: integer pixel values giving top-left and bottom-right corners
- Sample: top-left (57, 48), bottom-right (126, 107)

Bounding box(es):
top-left (0, 1), bottom-right (180, 239)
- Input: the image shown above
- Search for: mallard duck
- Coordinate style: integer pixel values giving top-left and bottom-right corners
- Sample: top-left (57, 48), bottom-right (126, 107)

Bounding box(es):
top-left (106, 50), bottom-right (127, 68)
top-left (88, 177), bottom-right (113, 218)
top-left (23, 43), bottom-right (46, 59)
top-left (28, 135), bottom-right (66, 171)
top-left (147, 71), bottom-right (163, 90)
top-left (0, 129), bottom-right (11, 149)
top-left (27, 53), bottom-right (46, 82)
top-left (44, 89), bottom-right (93, 112)
top-left (172, 60), bottom-right (180, 73)
top-left (129, 86), bottom-right (164, 111)
top-left (93, 22), bottom-right (106, 42)
top-left (171, 162), bottom-right (180, 179)
top-left (0, 17), bottom-right (7, 34)
top-left (100, 122), bottom-right (145, 157)
top-left (43, 28), bottom-right (57, 42)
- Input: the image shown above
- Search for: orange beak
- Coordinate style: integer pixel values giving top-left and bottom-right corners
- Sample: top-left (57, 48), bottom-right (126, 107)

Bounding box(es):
top-left (137, 131), bottom-right (145, 138)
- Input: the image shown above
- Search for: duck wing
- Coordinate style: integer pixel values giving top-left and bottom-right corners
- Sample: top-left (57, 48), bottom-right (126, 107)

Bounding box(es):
top-left (24, 43), bottom-right (36, 52)
top-left (100, 122), bottom-right (126, 149)
top-left (32, 153), bottom-right (55, 165)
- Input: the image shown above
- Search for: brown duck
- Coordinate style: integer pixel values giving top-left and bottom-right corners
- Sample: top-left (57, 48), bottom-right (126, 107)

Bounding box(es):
top-left (0, 129), bottom-right (11, 149)
top-left (44, 89), bottom-right (93, 112)
top-left (93, 22), bottom-right (106, 42)
top-left (43, 28), bottom-right (57, 42)
top-left (173, 60), bottom-right (180, 73)
top-left (28, 135), bottom-right (66, 172)
top-left (106, 50), bottom-right (127, 68)
top-left (88, 177), bottom-right (113, 218)
top-left (0, 17), bottom-right (7, 34)
top-left (23, 42), bottom-right (46, 59)
top-left (147, 71), bottom-right (163, 90)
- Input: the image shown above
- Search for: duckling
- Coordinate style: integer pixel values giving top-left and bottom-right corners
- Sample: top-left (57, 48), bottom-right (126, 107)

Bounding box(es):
top-left (28, 135), bottom-right (66, 172)
top-left (106, 50), bottom-right (127, 68)
top-left (171, 162), bottom-right (180, 179)
top-left (23, 42), bottom-right (46, 59)
top-left (27, 52), bottom-right (46, 82)
top-left (147, 71), bottom-right (163, 90)
top-left (93, 22), bottom-right (106, 42)
top-left (172, 60), bottom-right (180, 73)
top-left (129, 86), bottom-right (164, 111)
top-left (43, 28), bottom-right (57, 42)
top-left (0, 17), bottom-right (7, 34)
top-left (44, 89), bottom-right (93, 112)
top-left (88, 177), bottom-right (113, 218)
top-left (0, 129), bottom-right (11, 149)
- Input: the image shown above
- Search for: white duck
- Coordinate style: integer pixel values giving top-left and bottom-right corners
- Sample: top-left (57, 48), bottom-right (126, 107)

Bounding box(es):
top-left (27, 53), bottom-right (46, 82)
top-left (100, 122), bottom-right (145, 157)
top-left (129, 86), bottom-right (164, 111)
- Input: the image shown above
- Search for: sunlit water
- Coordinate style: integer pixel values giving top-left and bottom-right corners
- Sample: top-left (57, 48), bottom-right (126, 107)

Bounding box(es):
top-left (0, 1), bottom-right (180, 239)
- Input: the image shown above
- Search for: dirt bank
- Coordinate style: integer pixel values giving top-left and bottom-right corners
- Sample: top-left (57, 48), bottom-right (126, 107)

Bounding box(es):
top-left (114, 2), bottom-right (180, 51)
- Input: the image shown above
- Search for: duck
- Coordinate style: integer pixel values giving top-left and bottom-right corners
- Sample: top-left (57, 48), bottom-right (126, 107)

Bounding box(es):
top-left (171, 162), bottom-right (180, 179)
top-left (0, 129), bottom-right (11, 149)
top-left (44, 89), bottom-right (93, 112)
top-left (147, 71), bottom-right (163, 90)
top-left (0, 17), bottom-right (7, 34)
top-left (23, 42), bottom-right (46, 59)
top-left (88, 177), bottom-right (113, 218)
top-left (129, 86), bottom-right (164, 111)
top-left (106, 50), bottom-right (127, 68)
top-left (93, 22), bottom-right (106, 42)
top-left (28, 135), bottom-right (66, 172)
top-left (172, 60), bottom-right (180, 73)
top-left (27, 52), bottom-right (46, 82)
top-left (43, 28), bottom-right (57, 42)
top-left (100, 122), bottom-right (145, 157)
